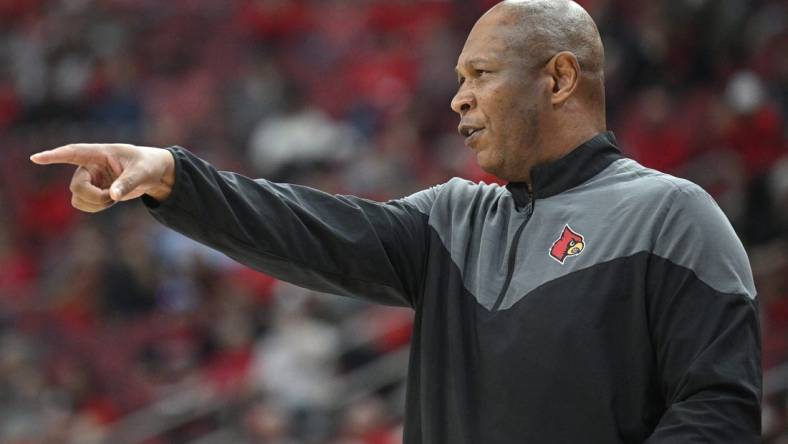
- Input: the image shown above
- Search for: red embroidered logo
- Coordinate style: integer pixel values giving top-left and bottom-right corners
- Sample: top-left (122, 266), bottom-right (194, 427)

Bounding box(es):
top-left (549, 225), bottom-right (586, 264)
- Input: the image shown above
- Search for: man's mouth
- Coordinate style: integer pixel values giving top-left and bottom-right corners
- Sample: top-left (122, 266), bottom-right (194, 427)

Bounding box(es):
top-left (458, 125), bottom-right (485, 145)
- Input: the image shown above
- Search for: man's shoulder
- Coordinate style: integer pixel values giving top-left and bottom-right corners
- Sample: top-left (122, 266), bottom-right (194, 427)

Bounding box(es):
top-left (442, 176), bottom-right (506, 197)
top-left (396, 177), bottom-right (506, 214)
top-left (579, 158), bottom-right (732, 242)
top-left (592, 158), bottom-right (715, 212)
top-left (602, 158), bottom-right (704, 196)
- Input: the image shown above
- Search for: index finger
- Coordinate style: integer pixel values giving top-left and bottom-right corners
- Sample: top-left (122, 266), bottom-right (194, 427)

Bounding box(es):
top-left (30, 144), bottom-right (105, 166)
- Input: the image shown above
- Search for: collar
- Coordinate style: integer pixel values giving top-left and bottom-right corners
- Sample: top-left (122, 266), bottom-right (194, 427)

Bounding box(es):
top-left (506, 131), bottom-right (622, 208)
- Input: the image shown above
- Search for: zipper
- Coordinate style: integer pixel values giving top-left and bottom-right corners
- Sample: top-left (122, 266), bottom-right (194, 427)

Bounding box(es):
top-left (491, 191), bottom-right (535, 311)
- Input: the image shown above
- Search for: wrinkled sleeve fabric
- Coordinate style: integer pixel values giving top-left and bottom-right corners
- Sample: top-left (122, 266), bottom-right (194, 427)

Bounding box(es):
top-left (644, 185), bottom-right (761, 443)
top-left (142, 146), bottom-right (439, 308)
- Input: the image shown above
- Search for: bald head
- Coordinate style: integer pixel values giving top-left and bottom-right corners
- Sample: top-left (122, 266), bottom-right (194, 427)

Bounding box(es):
top-left (484, 0), bottom-right (606, 112)
top-left (491, 0), bottom-right (604, 78)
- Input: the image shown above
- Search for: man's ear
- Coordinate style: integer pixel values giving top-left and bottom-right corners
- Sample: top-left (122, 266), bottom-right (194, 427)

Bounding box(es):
top-left (546, 51), bottom-right (581, 106)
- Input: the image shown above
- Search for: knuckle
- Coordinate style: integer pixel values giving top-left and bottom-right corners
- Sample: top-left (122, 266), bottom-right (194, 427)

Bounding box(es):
top-left (112, 143), bottom-right (131, 154)
top-left (73, 184), bottom-right (88, 198)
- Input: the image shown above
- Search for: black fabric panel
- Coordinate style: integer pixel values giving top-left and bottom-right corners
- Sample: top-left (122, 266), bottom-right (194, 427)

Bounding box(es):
top-left (144, 147), bottom-right (431, 308)
top-left (643, 254), bottom-right (761, 443)
top-left (406, 244), bottom-right (761, 444)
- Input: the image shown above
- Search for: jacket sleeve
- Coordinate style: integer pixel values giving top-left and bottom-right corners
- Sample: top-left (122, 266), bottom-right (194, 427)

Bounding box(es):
top-left (141, 146), bottom-right (439, 308)
top-left (644, 185), bottom-right (762, 443)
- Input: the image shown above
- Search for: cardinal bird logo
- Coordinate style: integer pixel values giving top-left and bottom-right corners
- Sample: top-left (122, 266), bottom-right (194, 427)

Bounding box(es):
top-left (549, 225), bottom-right (586, 264)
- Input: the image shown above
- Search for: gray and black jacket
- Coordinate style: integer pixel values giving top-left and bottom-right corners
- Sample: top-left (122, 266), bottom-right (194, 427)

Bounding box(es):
top-left (143, 132), bottom-right (761, 443)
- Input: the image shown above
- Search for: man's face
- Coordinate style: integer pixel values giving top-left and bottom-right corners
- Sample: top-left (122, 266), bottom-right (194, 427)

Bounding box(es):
top-left (451, 10), bottom-right (550, 181)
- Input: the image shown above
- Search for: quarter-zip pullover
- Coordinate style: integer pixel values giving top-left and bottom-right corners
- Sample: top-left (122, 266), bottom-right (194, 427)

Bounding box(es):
top-left (143, 131), bottom-right (761, 443)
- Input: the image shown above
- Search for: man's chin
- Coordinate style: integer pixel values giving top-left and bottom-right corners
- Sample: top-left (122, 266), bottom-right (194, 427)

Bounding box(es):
top-left (475, 151), bottom-right (503, 177)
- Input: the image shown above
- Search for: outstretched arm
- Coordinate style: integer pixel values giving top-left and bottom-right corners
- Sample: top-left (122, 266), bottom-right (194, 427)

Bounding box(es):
top-left (31, 144), bottom-right (435, 308)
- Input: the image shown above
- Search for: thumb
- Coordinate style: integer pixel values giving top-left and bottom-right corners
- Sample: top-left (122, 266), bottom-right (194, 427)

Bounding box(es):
top-left (109, 167), bottom-right (144, 201)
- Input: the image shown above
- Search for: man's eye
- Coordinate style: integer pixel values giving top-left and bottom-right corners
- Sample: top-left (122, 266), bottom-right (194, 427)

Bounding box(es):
top-left (476, 69), bottom-right (490, 76)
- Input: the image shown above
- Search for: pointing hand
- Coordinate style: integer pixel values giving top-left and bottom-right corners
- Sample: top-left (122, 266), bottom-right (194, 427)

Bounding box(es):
top-left (30, 143), bottom-right (175, 213)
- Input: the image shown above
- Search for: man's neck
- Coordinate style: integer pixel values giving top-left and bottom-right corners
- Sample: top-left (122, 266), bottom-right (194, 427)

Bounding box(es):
top-left (517, 126), bottom-right (606, 187)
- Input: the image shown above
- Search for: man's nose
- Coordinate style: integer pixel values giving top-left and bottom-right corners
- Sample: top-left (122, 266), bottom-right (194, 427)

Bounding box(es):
top-left (450, 89), bottom-right (475, 115)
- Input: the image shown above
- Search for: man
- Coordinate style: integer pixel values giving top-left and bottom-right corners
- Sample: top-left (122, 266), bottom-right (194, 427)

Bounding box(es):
top-left (31, 0), bottom-right (761, 442)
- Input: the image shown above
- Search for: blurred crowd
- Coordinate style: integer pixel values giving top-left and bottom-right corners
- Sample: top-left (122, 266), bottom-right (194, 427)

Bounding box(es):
top-left (0, 0), bottom-right (785, 442)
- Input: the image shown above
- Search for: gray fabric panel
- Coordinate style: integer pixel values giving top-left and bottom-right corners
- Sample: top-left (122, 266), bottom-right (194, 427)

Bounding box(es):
top-left (395, 183), bottom-right (445, 215)
top-left (424, 178), bottom-right (520, 309)
top-left (649, 169), bottom-right (757, 300)
top-left (425, 160), bottom-right (756, 311)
